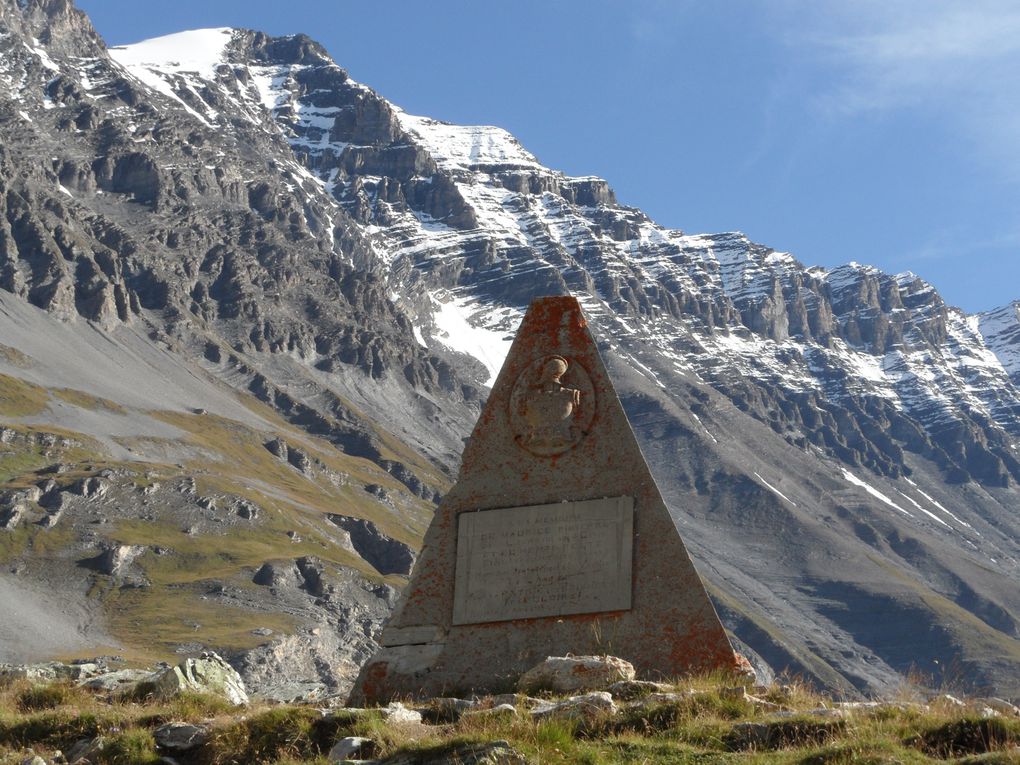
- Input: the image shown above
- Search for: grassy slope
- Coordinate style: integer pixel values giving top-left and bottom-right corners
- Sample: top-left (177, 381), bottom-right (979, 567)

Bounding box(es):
top-left (0, 369), bottom-right (446, 665)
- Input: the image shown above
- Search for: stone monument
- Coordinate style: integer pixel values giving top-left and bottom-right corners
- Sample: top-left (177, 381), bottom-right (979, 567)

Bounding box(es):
top-left (353, 296), bottom-right (737, 702)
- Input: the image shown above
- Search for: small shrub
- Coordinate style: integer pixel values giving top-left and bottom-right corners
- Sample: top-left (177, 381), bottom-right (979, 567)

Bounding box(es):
top-left (584, 692), bottom-right (754, 738)
top-left (799, 741), bottom-right (919, 765)
top-left (0, 710), bottom-right (107, 749)
top-left (908, 717), bottom-right (1020, 758)
top-left (205, 707), bottom-right (321, 765)
top-left (16, 684), bottom-right (79, 712)
top-left (97, 729), bottom-right (161, 765)
top-left (724, 718), bottom-right (847, 751)
top-left (534, 718), bottom-right (578, 749)
top-left (167, 691), bottom-right (235, 719)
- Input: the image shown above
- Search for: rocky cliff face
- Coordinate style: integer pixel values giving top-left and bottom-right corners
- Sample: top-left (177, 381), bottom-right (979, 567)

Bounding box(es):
top-left (1, 0), bottom-right (1018, 698)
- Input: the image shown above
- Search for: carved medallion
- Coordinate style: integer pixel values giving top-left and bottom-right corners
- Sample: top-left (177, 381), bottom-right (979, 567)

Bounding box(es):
top-left (509, 355), bottom-right (595, 456)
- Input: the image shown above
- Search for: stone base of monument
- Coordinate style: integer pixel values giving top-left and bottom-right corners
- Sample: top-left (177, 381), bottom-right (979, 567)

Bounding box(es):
top-left (352, 297), bottom-right (740, 704)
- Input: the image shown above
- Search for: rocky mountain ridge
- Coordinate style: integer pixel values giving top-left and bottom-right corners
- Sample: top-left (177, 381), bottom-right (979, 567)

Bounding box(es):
top-left (0, 0), bottom-right (1018, 699)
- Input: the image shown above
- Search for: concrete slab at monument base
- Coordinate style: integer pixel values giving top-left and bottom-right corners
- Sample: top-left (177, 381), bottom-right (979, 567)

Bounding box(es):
top-left (352, 297), bottom-right (738, 703)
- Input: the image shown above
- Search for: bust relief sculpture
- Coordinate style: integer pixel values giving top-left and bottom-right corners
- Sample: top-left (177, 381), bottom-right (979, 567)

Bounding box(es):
top-left (509, 355), bottom-right (595, 456)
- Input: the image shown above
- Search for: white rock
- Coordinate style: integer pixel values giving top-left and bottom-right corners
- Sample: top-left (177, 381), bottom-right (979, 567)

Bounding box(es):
top-left (518, 655), bottom-right (635, 694)
top-left (327, 736), bottom-right (375, 762)
top-left (379, 701), bottom-right (422, 724)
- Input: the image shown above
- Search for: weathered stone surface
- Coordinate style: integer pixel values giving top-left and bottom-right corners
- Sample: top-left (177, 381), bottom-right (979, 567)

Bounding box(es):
top-left (464, 703), bottom-right (518, 720)
top-left (151, 652), bottom-right (248, 705)
top-left (607, 679), bottom-right (674, 700)
top-left (353, 297), bottom-right (736, 702)
top-left (81, 668), bottom-right (155, 692)
top-left (518, 655), bottom-right (635, 694)
top-left (328, 736), bottom-right (376, 763)
top-left (378, 701), bottom-right (422, 724)
top-left (325, 514), bottom-right (416, 576)
top-left (531, 691), bottom-right (617, 721)
top-left (154, 722), bottom-right (210, 752)
top-left (252, 681), bottom-right (326, 704)
top-left (0, 661), bottom-right (102, 683)
top-left (453, 499), bottom-right (633, 625)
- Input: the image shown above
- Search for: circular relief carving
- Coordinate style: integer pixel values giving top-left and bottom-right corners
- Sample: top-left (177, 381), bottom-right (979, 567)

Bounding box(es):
top-left (509, 355), bottom-right (596, 456)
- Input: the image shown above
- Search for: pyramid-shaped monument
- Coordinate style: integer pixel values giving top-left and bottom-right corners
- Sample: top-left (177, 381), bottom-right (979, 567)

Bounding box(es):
top-left (354, 296), bottom-right (737, 702)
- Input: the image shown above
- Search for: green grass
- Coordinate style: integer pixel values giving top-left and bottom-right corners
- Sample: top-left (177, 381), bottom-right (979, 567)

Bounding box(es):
top-left (0, 374), bottom-right (48, 417)
top-left (3, 673), bottom-right (1020, 765)
top-left (0, 423), bottom-right (105, 486)
top-left (51, 387), bottom-right (126, 414)
top-left (0, 524), bottom-right (75, 567)
top-left (100, 584), bottom-right (298, 658)
top-left (150, 409), bottom-right (432, 546)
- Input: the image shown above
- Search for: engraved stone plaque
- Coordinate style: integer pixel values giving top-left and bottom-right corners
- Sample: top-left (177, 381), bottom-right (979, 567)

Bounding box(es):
top-left (452, 496), bottom-right (633, 625)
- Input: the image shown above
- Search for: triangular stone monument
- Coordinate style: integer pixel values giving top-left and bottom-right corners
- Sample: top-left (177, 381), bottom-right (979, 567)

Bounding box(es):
top-left (353, 296), bottom-right (737, 702)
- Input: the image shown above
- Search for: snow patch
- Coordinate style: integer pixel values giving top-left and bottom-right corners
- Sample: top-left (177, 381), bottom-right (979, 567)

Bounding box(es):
top-left (841, 468), bottom-right (913, 517)
top-left (110, 28), bottom-right (233, 79)
top-left (397, 111), bottom-right (543, 171)
top-left (754, 472), bottom-right (797, 507)
top-left (110, 28), bottom-right (233, 125)
top-left (430, 293), bottom-right (515, 386)
top-left (896, 491), bottom-right (950, 528)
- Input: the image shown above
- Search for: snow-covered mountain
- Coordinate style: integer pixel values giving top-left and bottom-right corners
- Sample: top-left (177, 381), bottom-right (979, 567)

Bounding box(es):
top-left (1, 0), bottom-right (1018, 697)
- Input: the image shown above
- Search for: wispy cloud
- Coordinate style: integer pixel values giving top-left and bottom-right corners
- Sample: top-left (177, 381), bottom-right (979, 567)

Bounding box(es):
top-left (773, 0), bottom-right (1020, 177)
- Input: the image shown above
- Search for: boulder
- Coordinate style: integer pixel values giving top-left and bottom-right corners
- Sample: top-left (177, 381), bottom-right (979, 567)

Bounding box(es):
top-left (154, 722), bottom-right (210, 752)
top-left (0, 661), bottom-right (102, 683)
top-left (732, 652), bottom-right (759, 685)
top-left (531, 691), bottom-right (617, 721)
top-left (65, 737), bottom-right (103, 764)
top-left (150, 652), bottom-right (248, 705)
top-left (379, 701), bottom-right (422, 724)
top-left (80, 668), bottom-right (155, 693)
top-left (518, 655), bottom-right (635, 694)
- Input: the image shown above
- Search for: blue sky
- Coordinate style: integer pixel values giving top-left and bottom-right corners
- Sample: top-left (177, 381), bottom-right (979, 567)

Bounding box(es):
top-left (76, 0), bottom-right (1020, 313)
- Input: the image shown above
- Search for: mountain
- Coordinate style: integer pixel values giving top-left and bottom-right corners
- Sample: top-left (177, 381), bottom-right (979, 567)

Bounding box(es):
top-left (1, 0), bottom-right (1018, 698)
